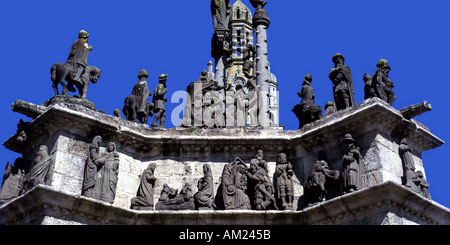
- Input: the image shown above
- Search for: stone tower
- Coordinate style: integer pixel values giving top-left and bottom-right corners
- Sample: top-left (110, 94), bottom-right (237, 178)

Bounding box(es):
top-left (225, 0), bottom-right (254, 91)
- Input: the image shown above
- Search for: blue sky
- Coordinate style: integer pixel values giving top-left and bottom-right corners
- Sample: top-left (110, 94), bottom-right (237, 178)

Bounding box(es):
top-left (1, 0), bottom-right (449, 208)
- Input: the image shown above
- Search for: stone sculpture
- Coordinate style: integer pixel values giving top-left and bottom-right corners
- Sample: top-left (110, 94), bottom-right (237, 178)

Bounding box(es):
top-left (363, 73), bottom-right (375, 100)
top-left (0, 158), bottom-right (26, 204)
top-left (22, 145), bottom-right (52, 192)
top-left (123, 69), bottom-right (154, 124)
top-left (329, 53), bottom-right (355, 111)
top-left (370, 59), bottom-right (396, 105)
top-left (182, 70), bottom-right (224, 128)
top-left (322, 101), bottom-right (335, 118)
top-left (156, 182), bottom-right (195, 210)
top-left (130, 163), bottom-right (157, 210)
top-left (82, 135), bottom-right (102, 198)
top-left (51, 30), bottom-right (102, 99)
top-left (82, 137), bottom-right (119, 204)
top-left (292, 74), bottom-right (323, 129)
top-left (275, 153), bottom-right (294, 210)
top-left (211, 0), bottom-right (230, 31)
top-left (246, 79), bottom-right (261, 129)
top-left (151, 74), bottom-right (168, 128)
top-left (247, 159), bottom-right (277, 210)
top-left (399, 138), bottom-right (431, 199)
top-left (194, 164), bottom-right (215, 210)
top-left (342, 134), bottom-right (362, 193)
top-left (221, 157), bottom-right (251, 210)
top-left (305, 160), bottom-right (340, 205)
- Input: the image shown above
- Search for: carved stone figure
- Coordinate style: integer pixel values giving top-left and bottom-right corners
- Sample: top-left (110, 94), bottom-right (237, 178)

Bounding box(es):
top-left (221, 157), bottom-right (251, 210)
top-left (123, 69), bottom-right (154, 124)
top-left (211, 0), bottom-right (230, 31)
top-left (51, 30), bottom-right (102, 99)
top-left (399, 138), bottom-right (431, 199)
top-left (247, 159), bottom-right (277, 210)
top-left (363, 73), bottom-right (375, 100)
top-left (82, 137), bottom-right (120, 204)
top-left (416, 171), bottom-right (431, 200)
top-left (155, 182), bottom-right (195, 210)
top-left (371, 59), bottom-right (396, 105)
top-left (194, 164), bottom-right (216, 210)
top-left (182, 70), bottom-right (224, 128)
top-left (94, 142), bottom-right (119, 204)
top-left (0, 158), bottom-right (26, 204)
top-left (151, 74), bottom-right (168, 128)
top-left (246, 79), bottom-right (261, 128)
top-left (130, 163), bottom-right (157, 210)
top-left (252, 149), bottom-right (268, 172)
top-left (323, 101), bottom-right (335, 117)
top-left (329, 53), bottom-right (355, 111)
top-left (51, 64), bottom-right (102, 99)
top-left (292, 74), bottom-right (323, 129)
top-left (305, 160), bottom-right (339, 205)
top-left (22, 145), bottom-right (52, 192)
top-left (275, 153), bottom-right (294, 210)
top-left (82, 135), bottom-right (101, 198)
top-left (342, 134), bottom-right (362, 193)
top-left (243, 44), bottom-right (256, 80)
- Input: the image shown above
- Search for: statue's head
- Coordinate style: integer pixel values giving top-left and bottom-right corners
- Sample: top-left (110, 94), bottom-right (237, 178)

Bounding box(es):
top-left (78, 30), bottom-right (89, 39)
top-left (107, 142), bottom-right (116, 153)
top-left (332, 53), bottom-right (345, 65)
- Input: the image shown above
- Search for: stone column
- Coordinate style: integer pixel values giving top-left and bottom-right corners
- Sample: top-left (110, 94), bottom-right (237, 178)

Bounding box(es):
top-left (253, 5), bottom-right (271, 128)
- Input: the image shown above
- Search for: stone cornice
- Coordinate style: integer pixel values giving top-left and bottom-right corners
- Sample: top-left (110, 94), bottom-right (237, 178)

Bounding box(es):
top-left (1, 182), bottom-right (448, 225)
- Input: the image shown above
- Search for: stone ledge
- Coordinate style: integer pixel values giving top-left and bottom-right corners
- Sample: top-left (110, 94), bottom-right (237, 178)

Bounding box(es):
top-left (1, 182), bottom-right (448, 225)
top-left (4, 98), bottom-right (444, 156)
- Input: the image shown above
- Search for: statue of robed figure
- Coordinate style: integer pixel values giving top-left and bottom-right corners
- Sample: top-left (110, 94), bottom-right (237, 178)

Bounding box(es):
top-left (329, 53), bottom-right (355, 111)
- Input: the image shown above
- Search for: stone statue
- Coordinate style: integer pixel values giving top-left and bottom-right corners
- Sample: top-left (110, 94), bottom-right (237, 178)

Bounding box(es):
top-left (151, 74), bottom-right (168, 128)
top-left (123, 69), bottom-right (154, 124)
top-left (305, 160), bottom-right (339, 205)
top-left (275, 153), bottom-right (294, 210)
top-left (130, 163), bottom-right (157, 210)
top-left (82, 137), bottom-right (119, 204)
top-left (211, 0), bottom-right (231, 31)
top-left (243, 44), bottom-right (256, 80)
top-left (51, 30), bottom-right (102, 99)
top-left (22, 145), bottom-right (52, 192)
top-left (82, 135), bottom-right (102, 198)
top-left (182, 70), bottom-right (224, 128)
top-left (371, 59), bottom-right (396, 106)
top-left (94, 142), bottom-right (120, 204)
top-left (252, 149), bottom-right (268, 172)
top-left (194, 164), bottom-right (216, 210)
top-left (329, 53), bottom-right (355, 111)
top-left (221, 157), bottom-right (251, 210)
top-left (247, 159), bottom-right (277, 210)
top-left (399, 138), bottom-right (431, 199)
top-left (416, 171), bottom-right (431, 200)
top-left (292, 74), bottom-right (323, 129)
top-left (246, 79), bottom-right (261, 129)
top-left (363, 73), bottom-right (375, 100)
top-left (323, 101), bottom-right (335, 118)
top-left (342, 134), bottom-right (362, 193)
top-left (155, 182), bottom-right (195, 210)
top-left (0, 158), bottom-right (26, 204)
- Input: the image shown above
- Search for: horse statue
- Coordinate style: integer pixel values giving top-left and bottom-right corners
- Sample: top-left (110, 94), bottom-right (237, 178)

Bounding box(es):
top-left (123, 97), bottom-right (154, 124)
top-left (50, 63), bottom-right (102, 99)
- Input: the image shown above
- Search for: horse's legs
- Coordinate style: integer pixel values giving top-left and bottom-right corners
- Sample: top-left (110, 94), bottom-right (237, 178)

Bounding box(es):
top-left (52, 81), bottom-right (59, 96)
top-left (61, 70), bottom-right (70, 95)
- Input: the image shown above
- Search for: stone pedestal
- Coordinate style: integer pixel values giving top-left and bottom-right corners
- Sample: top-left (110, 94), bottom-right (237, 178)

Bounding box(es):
top-left (1, 97), bottom-right (448, 225)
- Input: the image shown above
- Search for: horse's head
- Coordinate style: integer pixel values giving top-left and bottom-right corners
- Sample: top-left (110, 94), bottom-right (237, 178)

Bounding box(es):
top-left (89, 67), bottom-right (102, 84)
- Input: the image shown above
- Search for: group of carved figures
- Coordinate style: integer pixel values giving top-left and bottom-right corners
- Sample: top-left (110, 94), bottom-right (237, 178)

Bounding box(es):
top-left (293, 53), bottom-right (397, 129)
top-left (49, 30), bottom-right (168, 128)
top-left (0, 133), bottom-right (431, 209)
top-left (121, 69), bottom-right (168, 128)
top-left (0, 146), bottom-right (52, 204)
